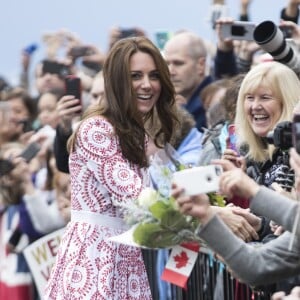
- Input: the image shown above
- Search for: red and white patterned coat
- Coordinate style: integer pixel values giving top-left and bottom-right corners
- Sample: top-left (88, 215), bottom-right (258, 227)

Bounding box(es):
top-left (44, 116), bottom-right (152, 300)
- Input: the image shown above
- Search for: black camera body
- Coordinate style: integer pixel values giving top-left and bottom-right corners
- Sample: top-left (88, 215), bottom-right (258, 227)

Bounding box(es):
top-left (266, 121), bottom-right (293, 151)
top-left (293, 114), bottom-right (300, 153)
top-left (120, 28), bottom-right (138, 39)
top-left (41, 60), bottom-right (70, 78)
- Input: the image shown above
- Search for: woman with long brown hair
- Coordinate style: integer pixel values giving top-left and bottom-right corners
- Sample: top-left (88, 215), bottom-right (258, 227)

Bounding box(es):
top-left (45, 36), bottom-right (178, 299)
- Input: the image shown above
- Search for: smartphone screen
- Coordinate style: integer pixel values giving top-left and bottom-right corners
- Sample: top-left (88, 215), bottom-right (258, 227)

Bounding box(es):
top-left (231, 25), bottom-right (246, 36)
top-left (42, 60), bottom-right (70, 77)
top-left (120, 28), bottom-right (137, 39)
top-left (20, 142), bottom-right (41, 163)
top-left (64, 76), bottom-right (81, 102)
top-left (227, 124), bottom-right (238, 152)
top-left (292, 114), bottom-right (300, 153)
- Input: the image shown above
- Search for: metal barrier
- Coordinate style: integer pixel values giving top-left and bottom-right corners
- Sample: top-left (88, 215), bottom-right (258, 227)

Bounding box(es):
top-left (142, 248), bottom-right (272, 300)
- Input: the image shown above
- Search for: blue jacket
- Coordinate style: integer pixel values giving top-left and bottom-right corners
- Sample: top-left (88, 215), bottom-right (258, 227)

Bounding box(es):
top-left (184, 75), bottom-right (213, 132)
top-left (177, 127), bottom-right (203, 167)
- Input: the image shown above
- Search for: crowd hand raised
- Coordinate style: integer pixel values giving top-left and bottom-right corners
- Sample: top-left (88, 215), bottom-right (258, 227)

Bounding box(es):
top-left (172, 183), bottom-right (215, 225)
top-left (236, 39), bottom-right (260, 61)
top-left (57, 95), bottom-right (82, 132)
top-left (108, 27), bottom-right (123, 49)
top-left (279, 20), bottom-right (300, 44)
top-left (213, 206), bottom-right (259, 242)
top-left (272, 286), bottom-right (300, 300)
top-left (240, 0), bottom-right (252, 12)
top-left (81, 45), bottom-right (106, 65)
top-left (215, 17), bottom-right (235, 52)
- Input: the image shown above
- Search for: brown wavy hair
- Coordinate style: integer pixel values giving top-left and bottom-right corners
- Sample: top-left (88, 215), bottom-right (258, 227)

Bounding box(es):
top-left (68, 37), bottom-right (178, 167)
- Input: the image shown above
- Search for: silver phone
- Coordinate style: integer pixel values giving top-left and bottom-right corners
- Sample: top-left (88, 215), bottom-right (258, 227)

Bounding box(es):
top-left (220, 21), bottom-right (256, 41)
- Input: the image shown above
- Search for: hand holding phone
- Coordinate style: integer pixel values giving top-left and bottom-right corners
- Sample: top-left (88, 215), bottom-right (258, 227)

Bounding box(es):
top-left (227, 124), bottom-right (238, 152)
top-left (172, 165), bottom-right (223, 196)
top-left (20, 142), bottom-right (41, 163)
top-left (64, 75), bottom-right (81, 101)
top-left (0, 142), bottom-right (41, 177)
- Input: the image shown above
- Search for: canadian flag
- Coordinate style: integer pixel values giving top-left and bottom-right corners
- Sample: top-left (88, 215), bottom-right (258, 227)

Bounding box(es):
top-left (161, 242), bottom-right (200, 289)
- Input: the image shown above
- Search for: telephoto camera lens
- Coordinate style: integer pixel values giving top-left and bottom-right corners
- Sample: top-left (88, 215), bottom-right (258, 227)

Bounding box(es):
top-left (253, 20), bottom-right (300, 74)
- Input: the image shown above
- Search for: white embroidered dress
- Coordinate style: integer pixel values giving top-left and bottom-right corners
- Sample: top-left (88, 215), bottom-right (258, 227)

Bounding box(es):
top-left (44, 116), bottom-right (152, 300)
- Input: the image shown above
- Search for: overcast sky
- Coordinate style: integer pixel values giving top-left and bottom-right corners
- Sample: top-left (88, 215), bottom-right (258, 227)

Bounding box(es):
top-left (1, 0), bottom-right (288, 85)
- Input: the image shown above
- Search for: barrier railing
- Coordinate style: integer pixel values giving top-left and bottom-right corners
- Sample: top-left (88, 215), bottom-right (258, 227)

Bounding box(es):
top-left (142, 248), bottom-right (272, 300)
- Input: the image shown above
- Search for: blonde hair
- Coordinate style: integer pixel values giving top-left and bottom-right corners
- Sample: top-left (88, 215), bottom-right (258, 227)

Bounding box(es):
top-left (235, 61), bottom-right (300, 162)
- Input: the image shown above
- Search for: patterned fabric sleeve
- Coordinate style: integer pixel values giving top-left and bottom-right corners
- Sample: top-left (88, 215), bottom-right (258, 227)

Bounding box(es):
top-left (74, 116), bottom-right (145, 203)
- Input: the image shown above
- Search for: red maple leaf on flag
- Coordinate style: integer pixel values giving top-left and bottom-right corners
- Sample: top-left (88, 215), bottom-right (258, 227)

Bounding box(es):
top-left (174, 251), bottom-right (189, 268)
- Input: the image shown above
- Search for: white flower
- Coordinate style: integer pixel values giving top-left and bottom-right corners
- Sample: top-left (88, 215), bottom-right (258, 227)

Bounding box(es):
top-left (137, 188), bottom-right (158, 208)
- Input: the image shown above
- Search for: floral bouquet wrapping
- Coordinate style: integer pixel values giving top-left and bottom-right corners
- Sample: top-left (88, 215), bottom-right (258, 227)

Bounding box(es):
top-left (120, 187), bottom-right (202, 248)
top-left (111, 144), bottom-right (225, 249)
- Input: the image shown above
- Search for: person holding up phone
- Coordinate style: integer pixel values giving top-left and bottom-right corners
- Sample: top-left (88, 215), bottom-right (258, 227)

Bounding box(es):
top-left (34, 59), bottom-right (71, 97)
top-left (0, 88), bottom-right (37, 146)
top-left (53, 70), bottom-right (105, 175)
top-left (222, 61), bottom-right (299, 190)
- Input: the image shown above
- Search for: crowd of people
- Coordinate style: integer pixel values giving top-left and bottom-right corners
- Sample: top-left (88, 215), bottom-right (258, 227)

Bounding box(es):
top-left (2, 0), bottom-right (300, 299)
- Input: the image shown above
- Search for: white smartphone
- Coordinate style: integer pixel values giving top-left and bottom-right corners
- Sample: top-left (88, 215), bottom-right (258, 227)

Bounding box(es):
top-left (172, 165), bottom-right (223, 196)
top-left (220, 21), bottom-right (256, 41)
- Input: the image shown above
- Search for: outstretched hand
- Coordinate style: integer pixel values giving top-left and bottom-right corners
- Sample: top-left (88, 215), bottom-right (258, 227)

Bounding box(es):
top-left (212, 159), bottom-right (260, 200)
top-left (172, 184), bottom-right (215, 224)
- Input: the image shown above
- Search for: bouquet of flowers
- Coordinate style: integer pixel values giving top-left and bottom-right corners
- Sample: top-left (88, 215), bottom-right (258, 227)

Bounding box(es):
top-left (121, 187), bottom-right (202, 248)
top-left (113, 144), bottom-right (225, 249)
